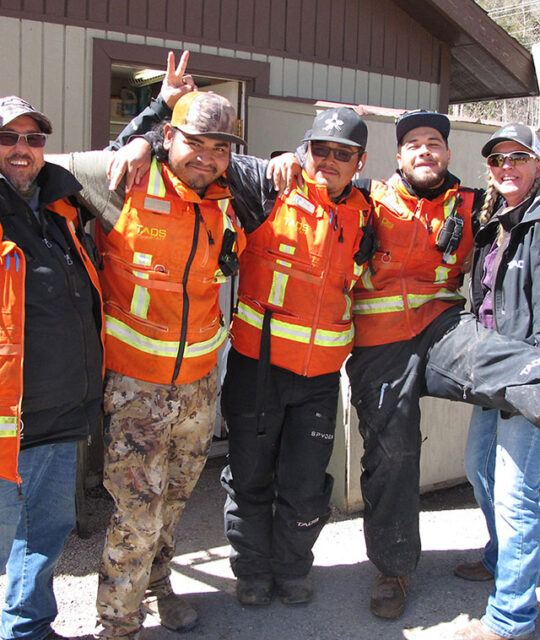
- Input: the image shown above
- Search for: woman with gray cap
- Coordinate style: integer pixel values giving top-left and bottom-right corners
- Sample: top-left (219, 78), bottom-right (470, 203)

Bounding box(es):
top-left (453, 123), bottom-right (540, 640)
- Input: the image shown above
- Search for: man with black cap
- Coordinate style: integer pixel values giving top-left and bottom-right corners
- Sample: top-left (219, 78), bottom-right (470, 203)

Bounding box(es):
top-left (342, 110), bottom-right (540, 620)
top-left (343, 110), bottom-right (478, 619)
top-left (0, 96), bottom-right (104, 640)
top-left (215, 106), bottom-right (373, 607)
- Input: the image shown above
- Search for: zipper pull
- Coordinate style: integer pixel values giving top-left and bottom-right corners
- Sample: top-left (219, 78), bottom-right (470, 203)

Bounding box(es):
top-left (338, 226), bottom-right (344, 242)
top-left (43, 238), bottom-right (52, 248)
top-left (334, 213), bottom-right (338, 230)
top-left (343, 279), bottom-right (348, 294)
top-left (207, 229), bottom-right (215, 245)
top-left (64, 253), bottom-right (73, 266)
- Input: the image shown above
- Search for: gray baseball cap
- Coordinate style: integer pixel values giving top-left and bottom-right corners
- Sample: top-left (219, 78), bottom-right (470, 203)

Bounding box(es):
top-left (304, 107), bottom-right (368, 149)
top-left (0, 96), bottom-right (53, 134)
top-left (482, 122), bottom-right (540, 158)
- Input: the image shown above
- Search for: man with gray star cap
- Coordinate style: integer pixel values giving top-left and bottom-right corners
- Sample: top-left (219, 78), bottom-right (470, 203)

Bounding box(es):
top-left (0, 95), bottom-right (104, 640)
top-left (217, 105), bottom-right (373, 608)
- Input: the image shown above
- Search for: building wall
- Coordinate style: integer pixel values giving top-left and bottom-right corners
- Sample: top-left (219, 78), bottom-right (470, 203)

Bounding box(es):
top-left (0, 0), bottom-right (444, 83)
top-left (0, 16), bottom-right (440, 156)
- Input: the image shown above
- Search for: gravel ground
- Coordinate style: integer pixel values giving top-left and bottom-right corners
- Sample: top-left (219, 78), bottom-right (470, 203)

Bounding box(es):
top-left (1, 458), bottom-right (538, 640)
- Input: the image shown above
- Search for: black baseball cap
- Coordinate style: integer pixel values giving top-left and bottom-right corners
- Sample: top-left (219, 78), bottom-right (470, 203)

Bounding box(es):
top-left (396, 109), bottom-right (450, 145)
top-left (303, 107), bottom-right (368, 149)
top-left (481, 122), bottom-right (540, 158)
top-left (0, 95), bottom-right (53, 134)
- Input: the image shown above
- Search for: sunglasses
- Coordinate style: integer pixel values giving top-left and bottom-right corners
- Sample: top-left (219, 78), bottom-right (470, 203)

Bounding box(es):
top-left (310, 142), bottom-right (361, 163)
top-left (487, 151), bottom-right (537, 168)
top-left (0, 131), bottom-right (48, 148)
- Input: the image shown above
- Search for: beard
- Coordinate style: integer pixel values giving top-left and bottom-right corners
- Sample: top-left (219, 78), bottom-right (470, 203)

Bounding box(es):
top-left (402, 165), bottom-right (447, 190)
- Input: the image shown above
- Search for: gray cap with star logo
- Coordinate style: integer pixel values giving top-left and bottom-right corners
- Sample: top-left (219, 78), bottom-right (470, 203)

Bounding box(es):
top-left (303, 107), bottom-right (368, 149)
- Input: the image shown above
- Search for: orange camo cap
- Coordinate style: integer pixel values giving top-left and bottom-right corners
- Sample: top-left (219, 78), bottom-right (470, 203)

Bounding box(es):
top-left (170, 91), bottom-right (246, 146)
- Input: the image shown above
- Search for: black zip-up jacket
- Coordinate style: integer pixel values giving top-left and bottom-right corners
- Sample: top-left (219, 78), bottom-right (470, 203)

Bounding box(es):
top-left (470, 190), bottom-right (540, 346)
top-left (0, 163), bottom-right (103, 449)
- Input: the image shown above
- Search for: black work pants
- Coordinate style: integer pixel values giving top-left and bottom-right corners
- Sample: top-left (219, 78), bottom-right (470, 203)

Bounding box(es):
top-left (346, 305), bottom-right (540, 577)
top-left (221, 348), bottom-right (339, 580)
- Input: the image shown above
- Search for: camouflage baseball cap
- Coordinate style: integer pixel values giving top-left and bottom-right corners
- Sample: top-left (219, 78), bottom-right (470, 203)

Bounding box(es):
top-left (0, 96), bottom-right (53, 134)
top-left (170, 91), bottom-right (246, 146)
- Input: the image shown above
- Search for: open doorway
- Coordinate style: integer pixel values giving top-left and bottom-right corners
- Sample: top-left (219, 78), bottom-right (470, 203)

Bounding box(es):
top-left (108, 63), bottom-right (245, 151)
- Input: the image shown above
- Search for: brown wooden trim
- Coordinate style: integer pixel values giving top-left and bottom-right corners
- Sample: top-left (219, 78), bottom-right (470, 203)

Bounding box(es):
top-left (393, 0), bottom-right (537, 93)
top-left (88, 0), bottom-right (108, 23)
top-left (91, 38), bottom-right (270, 148)
top-left (66, 0), bottom-right (86, 19)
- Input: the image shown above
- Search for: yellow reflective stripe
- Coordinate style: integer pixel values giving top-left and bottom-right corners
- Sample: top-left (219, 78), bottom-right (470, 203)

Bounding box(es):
top-left (213, 199), bottom-right (237, 281)
top-left (268, 245), bottom-right (295, 306)
top-left (353, 296), bottom-right (405, 315)
top-left (237, 302), bottom-right (352, 347)
top-left (237, 302), bottom-right (310, 343)
top-left (106, 315), bottom-right (179, 356)
top-left (213, 270), bottom-right (227, 283)
top-left (184, 323), bottom-right (227, 357)
top-left (443, 196), bottom-right (456, 219)
top-left (342, 295), bottom-right (352, 321)
top-left (407, 289), bottom-right (464, 309)
top-left (314, 325), bottom-right (354, 346)
top-left (0, 416), bottom-right (17, 437)
top-left (279, 244), bottom-right (296, 255)
top-left (434, 265), bottom-right (451, 283)
top-left (269, 271), bottom-right (289, 307)
top-left (360, 269), bottom-right (374, 290)
top-left (106, 315), bottom-right (225, 358)
top-left (130, 286), bottom-right (151, 318)
top-left (130, 253), bottom-right (152, 319)
top-left (147, 159), bottom-right (166, 197)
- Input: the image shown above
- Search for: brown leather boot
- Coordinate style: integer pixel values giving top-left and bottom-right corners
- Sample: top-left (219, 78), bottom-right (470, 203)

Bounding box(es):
top-left (453, 619), bottom-right (532, 639)
top-left (370, 573), bottom-right (410, 619)
top-left (275, 576), bottom-right (313, 605)
top-left (236, 575), bottom-right (274, 606)
top-left (143, 592), bottom-right (198, 632)
top-left (453, 560), bottom-right (494, 582)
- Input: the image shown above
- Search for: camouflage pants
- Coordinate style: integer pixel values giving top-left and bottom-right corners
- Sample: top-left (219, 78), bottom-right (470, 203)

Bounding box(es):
top-left (96, 367), bottom-right (218, 639)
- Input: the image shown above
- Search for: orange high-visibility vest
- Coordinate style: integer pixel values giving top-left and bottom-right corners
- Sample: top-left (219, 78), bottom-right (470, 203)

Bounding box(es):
top-left (231, 172), bottom-right (370, 377)
top-left (0, 199), bottom-right (105, 484)
top-left (96, 158), bottom-right (246, 385)
top-left (353, 174), bottom-right (475, 347)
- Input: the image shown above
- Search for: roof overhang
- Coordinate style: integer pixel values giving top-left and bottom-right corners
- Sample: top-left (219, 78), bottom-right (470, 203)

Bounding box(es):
top-left (392, 0), bottom-right (539, 103)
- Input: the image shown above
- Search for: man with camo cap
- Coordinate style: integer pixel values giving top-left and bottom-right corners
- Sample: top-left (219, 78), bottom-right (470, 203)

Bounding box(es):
top-left (51, 62), bottom-right (246, 635)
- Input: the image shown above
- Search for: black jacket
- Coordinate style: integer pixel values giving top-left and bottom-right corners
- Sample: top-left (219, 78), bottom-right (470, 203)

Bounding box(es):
top-left (0, 163), bottom-right (103, 448)
top-left (470, 191), bottom-right (540, 346)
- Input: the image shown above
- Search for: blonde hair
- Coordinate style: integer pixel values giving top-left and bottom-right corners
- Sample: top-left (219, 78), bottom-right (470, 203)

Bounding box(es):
top-left (479, 173), bottom-right (540, 226)
top-left (478, 175), bottom-right (497, 226)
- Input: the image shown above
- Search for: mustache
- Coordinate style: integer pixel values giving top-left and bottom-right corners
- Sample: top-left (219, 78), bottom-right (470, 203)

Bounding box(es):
top-left (185, 160), bottom-right (216, 170)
